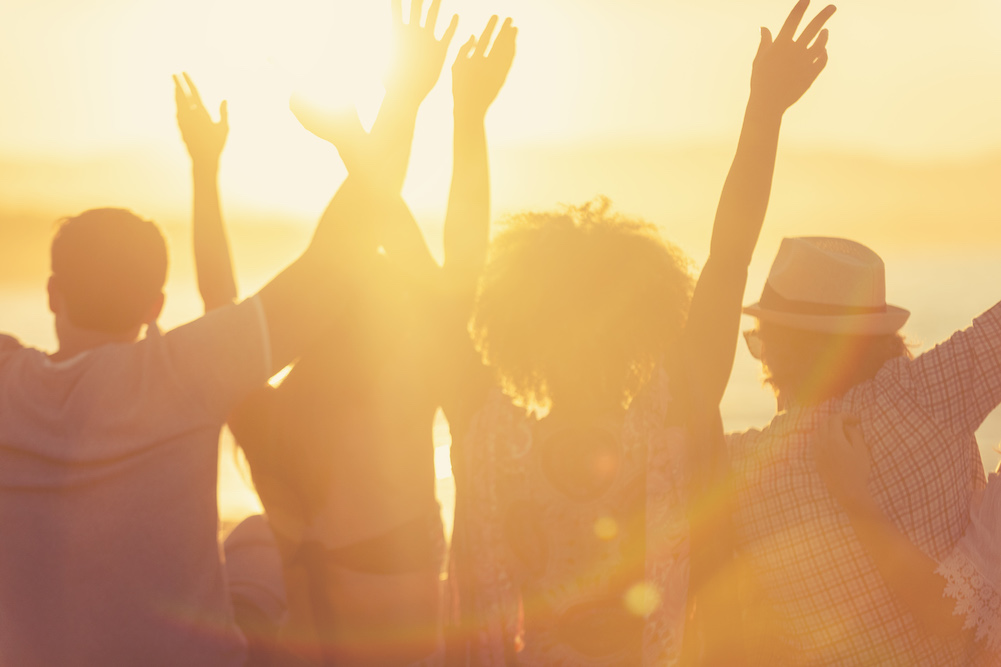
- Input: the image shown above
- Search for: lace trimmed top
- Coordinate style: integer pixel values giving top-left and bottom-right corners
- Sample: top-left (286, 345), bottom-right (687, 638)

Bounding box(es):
top-left (935, 472), bottom-right (1001, 664)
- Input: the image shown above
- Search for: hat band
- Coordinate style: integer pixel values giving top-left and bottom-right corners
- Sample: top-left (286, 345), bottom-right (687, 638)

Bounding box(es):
top-left (759, 284), bottom-right (888, 317)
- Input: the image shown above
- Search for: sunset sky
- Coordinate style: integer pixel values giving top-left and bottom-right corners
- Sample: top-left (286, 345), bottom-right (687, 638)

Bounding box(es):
top-left (3, 0), bottom-right (1001, 521)
top-left (2, 0), bottom-right (1001, 154)
top-left (2, 0), bottom-right (1001, 230)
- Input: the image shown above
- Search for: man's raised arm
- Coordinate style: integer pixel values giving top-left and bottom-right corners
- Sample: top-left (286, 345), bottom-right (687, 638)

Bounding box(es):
top-left (175, 73), bottom-right (238, 312)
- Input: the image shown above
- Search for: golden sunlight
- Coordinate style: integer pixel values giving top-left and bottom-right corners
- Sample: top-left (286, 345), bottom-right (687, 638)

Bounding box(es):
top-left (4, 1), bottom-right (1001, 663)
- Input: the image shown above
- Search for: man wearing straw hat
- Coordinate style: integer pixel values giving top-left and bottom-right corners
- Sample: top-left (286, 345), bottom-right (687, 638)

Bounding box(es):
top-left (728, 236), bottom-right (994, 664)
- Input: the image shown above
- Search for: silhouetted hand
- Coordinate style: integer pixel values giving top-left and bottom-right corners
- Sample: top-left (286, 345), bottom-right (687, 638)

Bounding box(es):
top-left (174, 73), bottom-right (228, 166)
top-left (815, 413), bottom-right (872, 510)
top-left (289, 96), bottom-right (367, 160)
top-left (385, 0), bottom-right (459, 104)
top-left (751, 0), bottom-right (835, 112)
top-left (452, 16), bottom-right (517, 118)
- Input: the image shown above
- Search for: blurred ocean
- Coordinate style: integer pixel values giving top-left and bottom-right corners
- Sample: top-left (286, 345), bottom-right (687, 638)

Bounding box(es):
top-left (2, 250), bottom-right (1000, 534)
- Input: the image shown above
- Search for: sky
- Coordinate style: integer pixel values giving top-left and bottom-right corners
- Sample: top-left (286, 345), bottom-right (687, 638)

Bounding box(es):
top-left (4, 0), bottom-right (1001, 158)
top-left (2, 0), bottom-right (1001, 235)
top-left (3, 0), bottom-right (1001, 520)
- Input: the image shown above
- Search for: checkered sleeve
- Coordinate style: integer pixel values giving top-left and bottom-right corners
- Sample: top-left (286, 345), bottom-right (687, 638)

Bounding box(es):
top-left (898, 299), bottom-right (1001, 438)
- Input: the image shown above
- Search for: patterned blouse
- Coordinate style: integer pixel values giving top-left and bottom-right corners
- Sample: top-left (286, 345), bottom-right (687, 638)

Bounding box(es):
top-left (447, 368), bottom-right (692, 666)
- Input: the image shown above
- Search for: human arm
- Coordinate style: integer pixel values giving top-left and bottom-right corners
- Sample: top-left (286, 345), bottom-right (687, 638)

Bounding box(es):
top-left (680, 4), bottom-right (834, 661)
top-left (815, 414), bottom-right (966, 638)
top-left (291, 0), bottom-right (457, 195)
top-left (435, 17), bottom-right (517, 442)
top-left (289, 0), bottom-right (455, 284)
top-left (159, 175), bottom-right (398, 424)
top-left (254, 177), bottom-right (407, 373)
top-left (901, 302), bottom-right (1001, 439)
top-left (682, 0), bottom-right (835, 406)
top-left (442, 16), bottom-right (515, 304)
top-left (174, 73), bottom-right (238, 311)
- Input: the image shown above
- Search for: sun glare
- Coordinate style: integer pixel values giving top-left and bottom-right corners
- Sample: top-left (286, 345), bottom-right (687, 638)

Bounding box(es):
top-left (184, 0), bottom-right (464, 218)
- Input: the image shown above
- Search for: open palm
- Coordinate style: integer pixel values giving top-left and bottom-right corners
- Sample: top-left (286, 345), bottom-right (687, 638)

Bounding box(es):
top-left (386, 0), bottom-right (458, 103)
top-left (452, 16), bottom-right (517, 118)
top-left (751, 0), bottom-right (836, 112)
top-left (174, 73), bottom-right (228, 164)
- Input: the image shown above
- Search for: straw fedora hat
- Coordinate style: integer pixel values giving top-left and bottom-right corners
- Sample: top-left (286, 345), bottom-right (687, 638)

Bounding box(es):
top-left (742, 237), bottom-right (909, 335)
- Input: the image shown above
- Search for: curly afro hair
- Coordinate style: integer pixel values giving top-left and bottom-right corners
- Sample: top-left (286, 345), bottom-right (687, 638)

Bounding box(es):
top-left (471, 199), bottom-right (695, 411)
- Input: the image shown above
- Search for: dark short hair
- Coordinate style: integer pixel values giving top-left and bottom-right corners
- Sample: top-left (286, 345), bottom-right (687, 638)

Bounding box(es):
top-left (755, 321), bottom-right (913, 406)
top-left (51, 208), bottom-right (168, 333)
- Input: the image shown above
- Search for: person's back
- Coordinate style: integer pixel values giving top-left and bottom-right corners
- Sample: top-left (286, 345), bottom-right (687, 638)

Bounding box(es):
top-left (729, 236), bottom-right (995, 663)
top-left (0, 326), bottom-right (263, 666)
top-left (277, 276), bottom-right (442, 550)
top-left (230, 267), bottom-right (447, 663)
top-left (728, 389), bottom-right (984, 663)
top-left (0, 158), bottom-right (402, 662)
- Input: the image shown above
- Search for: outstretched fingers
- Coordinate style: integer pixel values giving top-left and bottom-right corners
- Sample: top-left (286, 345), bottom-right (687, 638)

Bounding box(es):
top-left (475, 15), bottom-right (499, 57)
top-left (489, 18), bottom-right (516, 62)
top-left (809, 28), bottom-right (829, 55)
top-left (410, 0), bottom-right (423, 27)
top-left (219, 100), bottom-right (229, 128)
top-left (776, 0), bottom-right (810, 43)
top-left (810, 49), bottom-right (829, 78)
top-left (808, 27), bottom-right (830, 79)
top-left (173, 75), bottom-right (188, 112)
top-left (495, 17), bottom-right (515, 47)
top-left (441, 14), bottom-right (458, 47)
top-left (391, 0), bottom-right (403, 26)
top-left (182, 72), bottom-right (205, 111)
top-left (797, 4), bottom-right (836, 46)
top-left (425, 0), bottom-right (441, 31)
top-left (455, 35), bottom-right (476, 63)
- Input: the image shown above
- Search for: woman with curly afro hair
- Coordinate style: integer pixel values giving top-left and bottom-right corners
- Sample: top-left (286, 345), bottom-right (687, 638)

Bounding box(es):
top-left (442, 2), bottom-right (836, 664)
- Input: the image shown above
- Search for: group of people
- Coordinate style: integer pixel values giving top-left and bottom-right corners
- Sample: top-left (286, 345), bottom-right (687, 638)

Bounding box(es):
top-left (0, 0), bottom-right (998, 664)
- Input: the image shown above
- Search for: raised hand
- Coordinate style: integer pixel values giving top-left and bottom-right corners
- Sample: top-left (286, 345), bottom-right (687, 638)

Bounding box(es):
top-left (751, 0), bottom-right (835, 112)
top-left (174, 73), bottom-right (228, 166)
top-left (815, 413), bottom-right (872, 509)
top-left (386, 0), bottom-right (459, 104)
top-left (289, 96), bottom-right (367, 165)
top-left (452, 16), bottom-right (517, 118)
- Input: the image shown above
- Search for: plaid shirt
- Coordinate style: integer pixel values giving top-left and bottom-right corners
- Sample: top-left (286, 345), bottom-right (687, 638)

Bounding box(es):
top-left (727, 301), bottom-right (1001, 665)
